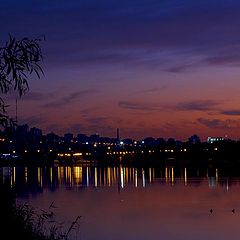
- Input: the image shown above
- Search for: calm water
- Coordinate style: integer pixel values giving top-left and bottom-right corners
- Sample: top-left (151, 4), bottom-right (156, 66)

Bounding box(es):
top-left (1, 164), bottom-right (240, 240)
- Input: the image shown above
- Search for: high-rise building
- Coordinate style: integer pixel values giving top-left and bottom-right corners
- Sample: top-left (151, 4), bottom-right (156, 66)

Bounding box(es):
top-left (207, 136), bottom-right (224, 144)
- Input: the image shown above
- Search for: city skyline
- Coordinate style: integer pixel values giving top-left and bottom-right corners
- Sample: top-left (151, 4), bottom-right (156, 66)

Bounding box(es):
top-left (2, 1), bottom-right (240, 140)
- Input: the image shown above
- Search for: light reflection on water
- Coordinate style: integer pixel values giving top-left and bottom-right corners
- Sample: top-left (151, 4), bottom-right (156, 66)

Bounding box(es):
top-left (1, 164), bottom-right (240, 240)
top-left (0, 165), bottom-right (227, 190)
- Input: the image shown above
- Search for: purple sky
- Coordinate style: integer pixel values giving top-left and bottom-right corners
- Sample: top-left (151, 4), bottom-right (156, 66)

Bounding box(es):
top-left (2, 0), bottom-right (240, 140)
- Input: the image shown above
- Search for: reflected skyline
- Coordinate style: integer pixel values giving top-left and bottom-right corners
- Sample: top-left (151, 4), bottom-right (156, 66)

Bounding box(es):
top-left (1, 164), bottom-right (238, 195)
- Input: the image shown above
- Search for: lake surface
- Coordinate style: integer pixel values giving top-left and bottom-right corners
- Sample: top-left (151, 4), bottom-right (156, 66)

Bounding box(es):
top-left (1, 164), bottom-right (240, 240)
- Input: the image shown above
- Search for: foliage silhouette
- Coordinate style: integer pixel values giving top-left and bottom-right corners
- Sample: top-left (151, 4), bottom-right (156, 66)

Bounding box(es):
top-left (0, 181), bottom-right (81, 240)
top-left (0, 35), bottom-right (44, 127)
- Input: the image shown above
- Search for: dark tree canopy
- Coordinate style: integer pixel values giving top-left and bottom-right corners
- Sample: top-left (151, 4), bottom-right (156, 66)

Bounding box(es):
top-left (0, 35), bottom-right (44, 127)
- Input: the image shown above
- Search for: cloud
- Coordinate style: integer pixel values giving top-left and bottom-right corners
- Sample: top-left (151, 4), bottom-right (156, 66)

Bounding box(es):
top-left (203, 54), bottom-right (240, 66)
top-left (23, 91), bottom-right (58, 101)
top-left (118, 99), bottom-right (221, 113)
top-left (176, 100), bottom-right (221, 111)
top-left (197, 118), bottom-right (240, 129)
top-left (133, 86), bottom-right (167, 95)
top-left (164, 64), bottom-right (194, 73)
top-left (118, 101), bottom-right (163, 111)
top-left (68, 116), bottom-right (115, 136)
top-left (43, 89), bottom-right (97, 108)
top-left (220, 110), bottom-right (240, 116)
top-left (3, 0), bottom-right (240, 70)
top-left (19, 115), bottom-right (45, 126)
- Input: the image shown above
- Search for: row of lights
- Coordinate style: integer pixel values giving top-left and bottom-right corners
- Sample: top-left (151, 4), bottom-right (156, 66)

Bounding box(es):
top-left (57, 152), bottom-right (91, 157)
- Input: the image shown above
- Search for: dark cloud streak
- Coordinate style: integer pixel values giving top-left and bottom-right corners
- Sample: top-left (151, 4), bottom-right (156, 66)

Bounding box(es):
top-left (43, 89), bottom-right (98, 108)
top-left (176, 100), bottom-right (221, 111)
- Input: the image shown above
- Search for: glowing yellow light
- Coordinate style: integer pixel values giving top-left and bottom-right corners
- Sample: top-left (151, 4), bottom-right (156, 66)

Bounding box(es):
top-left (73, 153), bottom-right (82, 156)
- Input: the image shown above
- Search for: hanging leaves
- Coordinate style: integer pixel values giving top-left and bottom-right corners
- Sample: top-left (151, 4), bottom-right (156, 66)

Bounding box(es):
top-left (0, 35), bottom-right (44, 127)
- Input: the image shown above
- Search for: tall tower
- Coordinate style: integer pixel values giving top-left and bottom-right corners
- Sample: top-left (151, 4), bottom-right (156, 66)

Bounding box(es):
top-left (116, 128), bottom-right (120, 141)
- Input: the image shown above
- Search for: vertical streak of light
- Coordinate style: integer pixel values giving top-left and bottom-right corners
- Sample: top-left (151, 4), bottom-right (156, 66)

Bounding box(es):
top-left (184, 168), bottom-right (187, 186)
top-left (135, 169), bottom-right (138, 187)
top-left (95, 167), bottom-right (98, 188)
top-left (171, 167), bottom-right (174, 185)
top-left (86, 167), bottom-right (89, 187)
top-left (142, 169), bottom-right (145, 188)
top-left (13, 167), bottom-right (16, 186)
top-left (149, 168), bottom-right (152, 184)
top-left (113, 167), bottom-right (116, 183)
top-left (69, 167), bottom-right (72, 187)
top-left (121, 166), bottom-right (124, 188)
top-left (126, 168), bottom-right (128, 185)
top-left (74, 166), bottom-right (82, 186)
top-left (165, 167), bottom-right (168, 183)
top-left (107, 167), bottom-right (111, 186)
top-left (38, 167), bottom-right (42, 188)
top-left (216, 168), bottom-right (218, 185)
top-left (11, 167), bottom-right (16, 187)
top-left (50, 167), bottom-right (53, 185)
top-left (25, 167), bottom-right (28, 184)
top-left (104, 168), bottom-right (106, 186)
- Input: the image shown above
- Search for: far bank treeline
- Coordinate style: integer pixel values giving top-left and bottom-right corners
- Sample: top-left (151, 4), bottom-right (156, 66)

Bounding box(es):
top-left (0, 126), bottom-right (240, 166)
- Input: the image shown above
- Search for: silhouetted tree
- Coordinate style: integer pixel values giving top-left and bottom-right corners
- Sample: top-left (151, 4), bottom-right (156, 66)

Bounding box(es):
top-left (0, 35), bottom-right (44, 127)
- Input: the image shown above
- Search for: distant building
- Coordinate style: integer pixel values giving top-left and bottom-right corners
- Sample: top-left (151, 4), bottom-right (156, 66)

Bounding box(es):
top-left (188, 134), bottom-right (201, 144)
top-left (46, 132), bottom-right (60, 142)
top-left (167, 138), bottom-right (176, 146)
top-left (64, 133), bottom-right (73, 143)
top-left (30, 127), bottom-right (42, 136)
top-left (122, 138), bottom-right (133, 145)
top-left (157, 138), bottom-right (166, 146)
top-left (77, 134), bottom-right (88, 143)
top-left (16, 124), bottom-right (29, 141)
top-left (142, 137), bottom-right (156, 147)
top-left (29, 127), bottom-right (42, 142)
top-left (90, 134), bottom-right (100, 143)
top-left (207, 136), bottom-right (224, 144)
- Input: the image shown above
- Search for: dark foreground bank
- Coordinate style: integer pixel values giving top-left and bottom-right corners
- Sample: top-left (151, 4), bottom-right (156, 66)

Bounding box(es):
top-left (0, 182), bottom-right (80, 240)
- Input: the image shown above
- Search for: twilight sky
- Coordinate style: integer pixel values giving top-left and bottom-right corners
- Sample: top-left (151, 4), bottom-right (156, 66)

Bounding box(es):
top-left (2, 0), bottom-right (240, 140)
